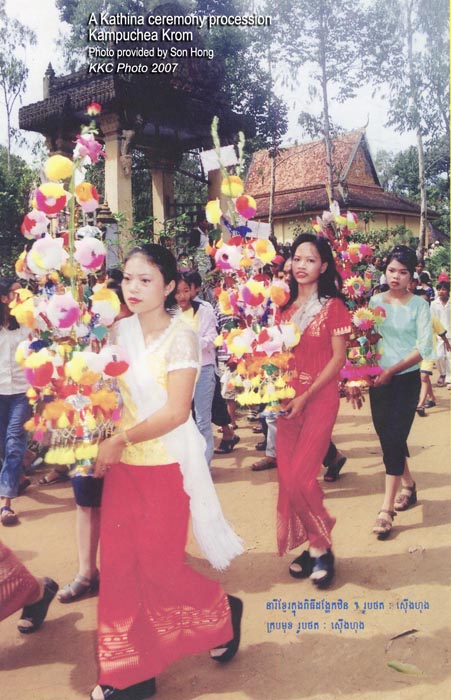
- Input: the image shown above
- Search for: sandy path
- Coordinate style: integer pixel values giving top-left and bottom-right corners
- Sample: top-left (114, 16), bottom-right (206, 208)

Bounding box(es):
top-left (1, 387), bottom-right (450, 700)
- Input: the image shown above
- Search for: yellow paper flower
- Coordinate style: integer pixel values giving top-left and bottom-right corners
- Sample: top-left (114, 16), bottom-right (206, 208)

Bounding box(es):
top-left (45, 155), bottom-right (74, 181)
top-left (205, 199), bottom-right (222, 224)
top-left (220, 175), bottom-right (244, 198)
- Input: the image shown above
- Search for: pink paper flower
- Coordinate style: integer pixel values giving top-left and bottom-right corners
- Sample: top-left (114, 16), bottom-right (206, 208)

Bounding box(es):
top-left (74, 238), bottom-right (106, 270)
top-left (46, 292), bottom-right (80, 329)
top-left (74, 133), bottom-right (105, 164)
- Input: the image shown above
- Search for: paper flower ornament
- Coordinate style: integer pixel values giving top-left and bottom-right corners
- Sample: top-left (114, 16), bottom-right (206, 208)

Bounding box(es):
top-left (86, 102), bottom-right (102, 116)
top-left (74, 183), bottom-right (100, 213)
top-left (27, 236), bottom-right (69, 275)
top-left (215, 242), bottom-right (243, 270)
top-left (253, 239), bottom-right (276, 265)
top-left (9, 289), bottom-right (36, 328)
top-left (74, 133), bottom-right (104, 164)
top-left (23, 348), bottom-right (55, 387)
top-left (343, 275), bottom-right (365, 299)
top-left (241, 279), bottom-right (268, 307)
top-left (90, 287), bottom-right (121, 326)
top-left (270, 279), bottom-right (290, 307)
top-left (44, 155), bottom-right (74, 181)
top-left (21, 210), bottom-right (50, 240)
top-left (35, 183), bottom-right (69, 215)
top-left (235, 194), bottom-right (257, 219)
top-left (221, 175), bottom-right (244, 198)
top-left (205, 199), bottom-right (222, 225)
top-left (46, 292), bottom-right (80, 329)
top-left (99, 345), bottom-right (129, 377)
top-left (74, 237), bottom-right (106, 270)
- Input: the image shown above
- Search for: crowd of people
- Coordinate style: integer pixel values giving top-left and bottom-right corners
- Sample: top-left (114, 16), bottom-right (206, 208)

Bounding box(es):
top-left (1, 234), bottom-right (449, 700)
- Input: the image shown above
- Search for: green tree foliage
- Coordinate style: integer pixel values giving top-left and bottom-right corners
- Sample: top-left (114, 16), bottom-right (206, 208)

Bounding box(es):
top-left (0, 0), bottom-right (36, 169)
top-left (266, 0), bottom-right (367, 194)
top-left (374, 142), bottom-right (450, 239)
top-left (363, 0), bottom-right (449, 257)
top-left (0, 145), bottom-right (37, 274)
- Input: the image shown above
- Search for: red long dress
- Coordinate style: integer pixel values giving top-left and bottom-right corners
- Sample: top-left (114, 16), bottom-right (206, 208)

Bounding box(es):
top-left (276, 297), bottom-right (350, 555)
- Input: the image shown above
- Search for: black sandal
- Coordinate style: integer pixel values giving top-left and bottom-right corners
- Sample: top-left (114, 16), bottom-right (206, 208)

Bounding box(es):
top-left (90, 679), bottom-right (156, 700)
top-left (17, 577), bottom-right (58, 633)
top-left (310, 550), bottom-right (335, 589)
top-left (210, 595), bottom-right (243, 663)
top-left (214, 435), bottom-right (240, 454)
top-left (289, 550), bottom-right (313, 579)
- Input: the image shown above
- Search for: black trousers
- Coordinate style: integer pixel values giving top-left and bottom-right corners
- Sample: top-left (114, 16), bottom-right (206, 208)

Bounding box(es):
top-left (369, 370), bottom-right (421, 476)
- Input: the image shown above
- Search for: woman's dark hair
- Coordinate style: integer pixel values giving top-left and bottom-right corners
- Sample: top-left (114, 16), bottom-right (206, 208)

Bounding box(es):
top-left (106, 279), bottom-right (125, 305)
top-left (106, 267), bottom-right (123, 284)
top-left (285, 233), bottom-right (344, 307)
top-left (437, 280), bottom-right (450, 292)
top-left (419, 271), bottom-right (432, 285)
top-left (186, 270), bottom-right (202, 290)
top-left (176, 272), bottom-right (200, 314)
top-left (384, 245), bottom-right (417, 279)
top-left (0, 276), bottom-right (20, 329)
top-left (124, 244), bottom-right (178, 309)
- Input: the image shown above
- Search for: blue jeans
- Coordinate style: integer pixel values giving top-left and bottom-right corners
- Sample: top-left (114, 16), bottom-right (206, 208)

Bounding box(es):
top-left (0, 394), bottom-right (31, 499)
top-left (193, 364), bottom-right (216, 467)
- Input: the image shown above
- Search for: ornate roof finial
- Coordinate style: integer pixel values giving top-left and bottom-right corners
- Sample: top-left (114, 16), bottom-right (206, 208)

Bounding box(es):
top-left (43, 64), bottom-right (56, 98)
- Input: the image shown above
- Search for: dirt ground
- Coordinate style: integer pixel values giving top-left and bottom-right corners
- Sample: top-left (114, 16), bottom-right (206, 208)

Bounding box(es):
top-left (1, 386), bottom-right (450, 700)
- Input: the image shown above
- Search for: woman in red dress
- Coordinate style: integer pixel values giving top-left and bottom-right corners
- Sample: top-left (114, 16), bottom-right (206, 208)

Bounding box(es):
top-left (277, 233), bottom-right (351, 588)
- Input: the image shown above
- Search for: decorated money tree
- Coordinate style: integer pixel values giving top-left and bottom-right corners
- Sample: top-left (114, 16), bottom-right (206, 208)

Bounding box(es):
top-left (205, 119), bottom-right (298, 412)
top-left (312, 201), bottom-right (385, 386)
top-left (11, 104), bottom-right (129, 475)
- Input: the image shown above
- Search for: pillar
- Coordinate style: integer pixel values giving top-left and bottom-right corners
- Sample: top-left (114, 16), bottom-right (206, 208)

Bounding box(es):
top-left (100, 114), bottom-right (133, 235)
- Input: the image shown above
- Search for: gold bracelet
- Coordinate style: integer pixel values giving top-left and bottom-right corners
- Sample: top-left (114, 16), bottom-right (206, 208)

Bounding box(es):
top-left (121, 429), bottom-right (134, 448)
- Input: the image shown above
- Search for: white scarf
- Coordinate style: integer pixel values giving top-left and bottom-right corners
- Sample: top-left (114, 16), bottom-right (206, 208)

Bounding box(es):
top-left (117, 314), bottom-right (244, 571)
top-left (290, 293), bottom-right (326, 334)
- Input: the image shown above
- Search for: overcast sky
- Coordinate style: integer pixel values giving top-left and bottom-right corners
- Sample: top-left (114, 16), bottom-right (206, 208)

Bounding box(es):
top-left (2, 0), bottom-right (417, 160)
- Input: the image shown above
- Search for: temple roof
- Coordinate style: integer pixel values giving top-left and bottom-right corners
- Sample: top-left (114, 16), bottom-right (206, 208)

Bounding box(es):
top-left (19, 62), bottom-right (251, 153)
top-left (246, 131), bottom-right (424, 219)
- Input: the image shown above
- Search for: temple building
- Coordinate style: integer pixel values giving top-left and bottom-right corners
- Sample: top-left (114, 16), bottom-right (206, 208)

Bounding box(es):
top-left (245, 130), bottom-right (433, 244)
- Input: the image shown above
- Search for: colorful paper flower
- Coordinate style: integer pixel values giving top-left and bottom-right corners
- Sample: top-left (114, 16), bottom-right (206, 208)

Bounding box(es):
top-left (46, 292), bottom-right (80, 329)
top-left (74, 182), bottom-right (100, 213)
top-left (342, 275), bottom-right (365, 299)
top-left (235, 194), bottom-right (257, 219)
top-left (90, 287), bottom-right (121, 326)
top-left (35, 183), bottom-right (70, 215)
top-left (21, 210), bottom-right (50, 240)
top-left (214, 242), bottom-right (243, 270)
top-left (44, 155), bottom-right (74, 181)
top-left (74, 133), bottom-right (104, 164)
top-left (27, 236), bottom-right (69, 275)
top-left (220, 175), bottom-right (244, 198)
top-left (253, 239), bottom-right (277, 265)
top-left (86, 102), bottom-right (102, 116)
top-left (99, 345), bottom-right (129, 377)
top-left (23, 348), bottom-right (55, 387)
top-left (205, 199), bottom-right (222, 225)
top-left (74, 237), bottom-right (106, 270)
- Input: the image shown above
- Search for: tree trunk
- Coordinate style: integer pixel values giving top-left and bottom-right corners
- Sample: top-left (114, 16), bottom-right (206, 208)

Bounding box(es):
top-left (319, 6), bottom-right (334, 205)
top-left (416, 128), bottom-right (427, 261)
top-left (268, 149), bottom-right (276, 236)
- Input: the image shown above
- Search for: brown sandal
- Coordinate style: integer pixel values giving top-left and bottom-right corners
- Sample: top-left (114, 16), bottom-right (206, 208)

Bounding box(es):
top-left (372, 509), bottom-right (396, 540)
top-left (251, 457), bottom-right (277, 471)
top-left (394, 483), bottom-right (417, 511)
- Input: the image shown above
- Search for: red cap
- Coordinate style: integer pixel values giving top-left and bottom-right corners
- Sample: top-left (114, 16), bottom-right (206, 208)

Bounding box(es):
top-left (438, 272), bottom-right (450, 281)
